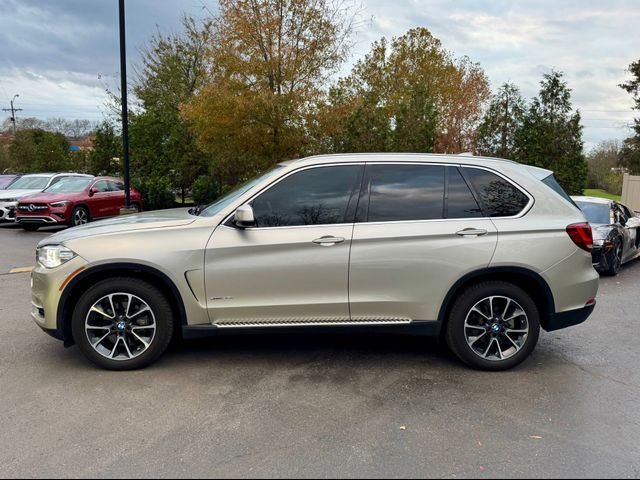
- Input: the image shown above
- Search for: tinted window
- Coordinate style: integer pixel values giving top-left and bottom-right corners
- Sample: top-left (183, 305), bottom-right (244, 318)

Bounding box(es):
top-left (575, 201), bottom-right (611, 225)
top-left (251, 165), bottom-right (362, 227)
top-left (463, 168), bottom-right (529, 217)
top-left (92, 180), bottom-right (111, 193)
top-left (364, 165), bottom-right (444, 222)
top-left (447, 167), bottom-right (482, 218)
top-left (110, 181), bottom-right (125, 191)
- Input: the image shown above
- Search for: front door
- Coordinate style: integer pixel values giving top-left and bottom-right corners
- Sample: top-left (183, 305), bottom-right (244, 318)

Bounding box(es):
top-left (204, 164), bottom-right (364, 326)
top-left (87, 180), bottom-right (113, 218)
top-left (349, 164), bottom-right (499, 323)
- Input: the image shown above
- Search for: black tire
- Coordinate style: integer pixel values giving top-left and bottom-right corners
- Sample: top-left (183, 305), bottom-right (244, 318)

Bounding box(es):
top-left (601, 240), bottom-right (622, 276)
top-left (21, 224), bottom-right (40, 232)
top-left (132, 202), bottom-right (141, 212)
top-left (70, 206), bottom-right (90, 227)
top-left (71, 277), bottom-right (175, 370)
top-left (445, 281), bottom-right (541, 371)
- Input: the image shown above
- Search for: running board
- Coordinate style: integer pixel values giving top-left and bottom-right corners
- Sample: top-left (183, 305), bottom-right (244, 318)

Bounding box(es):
top-left (214, 317), bottom-right (412, 329)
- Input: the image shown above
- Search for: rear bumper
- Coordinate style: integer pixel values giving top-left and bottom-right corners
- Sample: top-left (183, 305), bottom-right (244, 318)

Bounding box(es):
top-left (545, 303), bottom-right (596, 332)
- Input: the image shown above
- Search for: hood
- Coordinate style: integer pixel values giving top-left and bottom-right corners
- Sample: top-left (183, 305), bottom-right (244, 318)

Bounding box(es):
top-left (40, 208), bottom-right (198, 246)
top-left (17, 192), bottom-right (79, 204)
top-left (0, 189), bottom-right (43, 201)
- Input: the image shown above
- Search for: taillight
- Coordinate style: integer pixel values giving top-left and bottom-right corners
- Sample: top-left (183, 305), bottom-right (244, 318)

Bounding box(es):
top-left (566, 223), bottom-right (593, 252)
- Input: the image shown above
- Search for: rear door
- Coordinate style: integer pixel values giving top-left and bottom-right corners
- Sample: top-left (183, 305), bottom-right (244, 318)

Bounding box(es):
top-left (349, 164), bottom-right (498, 323)
top-left (108, 180), bottom-right (127, 216)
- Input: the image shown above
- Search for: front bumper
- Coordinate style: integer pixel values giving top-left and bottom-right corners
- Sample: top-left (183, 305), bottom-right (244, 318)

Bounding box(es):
top-left (0, 201), bottom-right (17, 222)
top-left (31, 256), bottom-right (88, 336)
top-left (17, 204), bottom-right (70, 225)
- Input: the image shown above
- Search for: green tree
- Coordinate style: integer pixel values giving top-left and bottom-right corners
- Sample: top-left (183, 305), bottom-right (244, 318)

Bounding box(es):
top-left (318, 28), bottom-right (488, 154)
top-left (130, 15), bottom-right (212, 202)
top-left (475, 83), bottom-right (526, 159)
top-left (515, 71), bottom-right (586, 194)
top-left (88, 121), bottom-right (121, 175)
top-left (619, 59), bottom-right (640, 173)
top-left (8, 129), bottom-right (71, 173)
top-left (586, 140), bottom-right (623, 194)
top-left (183, 0), bottom-right (356, 187)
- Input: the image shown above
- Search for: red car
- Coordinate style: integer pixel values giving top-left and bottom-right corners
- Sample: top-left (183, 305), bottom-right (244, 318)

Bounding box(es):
top-left (16, 176), bottom-right (142, 231)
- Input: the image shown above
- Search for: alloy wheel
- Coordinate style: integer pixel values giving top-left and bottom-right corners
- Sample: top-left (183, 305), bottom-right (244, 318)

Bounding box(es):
top-left (85, 293), bottom-right (156, 361)
top-left (464, 295), bottom-right (529, 361)
top-left (73, 209), bottom-right (88, 226)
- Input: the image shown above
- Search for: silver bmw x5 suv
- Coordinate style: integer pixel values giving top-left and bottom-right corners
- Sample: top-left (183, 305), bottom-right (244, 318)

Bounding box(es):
top-left (31, 154), bottom-right (599, 371)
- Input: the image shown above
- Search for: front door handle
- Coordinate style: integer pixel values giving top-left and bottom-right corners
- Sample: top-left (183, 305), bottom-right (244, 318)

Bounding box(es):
top-left (456, 228), bottom-right (488, 237)
top-left (313, 236), bottom-right (345, 246)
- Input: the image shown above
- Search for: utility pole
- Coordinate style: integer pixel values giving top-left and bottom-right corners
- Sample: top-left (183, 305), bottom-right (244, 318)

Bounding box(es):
top-left (2, 94), bottom-right (22, 137)
top-left (119, 0), bottom-right (131, 210)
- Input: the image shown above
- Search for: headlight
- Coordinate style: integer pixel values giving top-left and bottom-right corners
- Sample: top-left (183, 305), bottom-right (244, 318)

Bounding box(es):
top-left (50, 201), bottom-right (71, 207)
top-left (37, 245), bottom-right (77, 269)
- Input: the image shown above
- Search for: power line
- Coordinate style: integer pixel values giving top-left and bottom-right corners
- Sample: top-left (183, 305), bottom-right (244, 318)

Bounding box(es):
top-left (2, 94), bottom-right (23, 136)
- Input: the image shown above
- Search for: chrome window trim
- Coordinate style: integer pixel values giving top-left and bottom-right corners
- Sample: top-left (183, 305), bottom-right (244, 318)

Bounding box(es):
top-left (220, 162), bottom-right (366, 229)
top-left (218, 160), bottom-right (534, 230)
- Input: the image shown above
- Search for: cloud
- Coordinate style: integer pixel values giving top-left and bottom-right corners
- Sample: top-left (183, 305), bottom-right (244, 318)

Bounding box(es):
top-left (0, 0), bottom-right (638, 150)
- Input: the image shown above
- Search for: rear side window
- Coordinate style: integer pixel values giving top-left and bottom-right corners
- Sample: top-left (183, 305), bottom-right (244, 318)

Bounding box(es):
top-left (446, 167), bottom-right (483, 218)
top-left (463, 168), bottom-right (529, 217)
top-left (363, 165), bottom-right (445, 222)
top-left (110, 181), bottom-right (125, 191)
top-left (251, 165), bottom-right (362, 227)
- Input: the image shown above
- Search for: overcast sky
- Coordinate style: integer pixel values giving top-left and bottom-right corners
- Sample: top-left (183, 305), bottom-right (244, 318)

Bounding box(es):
top-left (0, 0), bottom-right (638, 150)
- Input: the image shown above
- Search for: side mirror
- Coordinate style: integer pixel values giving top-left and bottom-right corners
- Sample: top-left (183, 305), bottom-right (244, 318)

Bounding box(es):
top-left (88, 189), bottom-right (96, 197)
top-left (234, 204), bottom-right (255, 228)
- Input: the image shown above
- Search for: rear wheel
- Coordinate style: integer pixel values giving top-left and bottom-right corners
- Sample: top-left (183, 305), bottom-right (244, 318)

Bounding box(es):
top-left (445, 281), bottom-right (540, 371)
top-left (602, 240), bottom-right (622, 276)
top-left (71, 277), bottom-right (175, 370)
top-left (70, 206), bottom-right (89, 227)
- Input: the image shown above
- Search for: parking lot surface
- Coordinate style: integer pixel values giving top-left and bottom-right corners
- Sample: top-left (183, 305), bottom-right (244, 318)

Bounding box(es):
top-left (1, 224), bottom-right (639, 478)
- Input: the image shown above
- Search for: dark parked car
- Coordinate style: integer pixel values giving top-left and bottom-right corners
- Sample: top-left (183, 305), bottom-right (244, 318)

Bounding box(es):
top-left (16, 176), bottom-right (142, 231)
top-left (0, 174), bottom-right (20, 189)
top-left (572, 196), bottom-right (640, 275)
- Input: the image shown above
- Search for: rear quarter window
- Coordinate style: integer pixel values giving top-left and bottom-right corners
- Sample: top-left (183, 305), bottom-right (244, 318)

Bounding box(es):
top-left (463, 167), bottom-right (529, 217)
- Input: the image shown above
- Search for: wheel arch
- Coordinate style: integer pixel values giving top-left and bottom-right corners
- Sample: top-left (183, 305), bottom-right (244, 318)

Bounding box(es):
top-left (437, 267), bottom-right (556, 333)
top-left (57, 262), bottom-right (188, 346)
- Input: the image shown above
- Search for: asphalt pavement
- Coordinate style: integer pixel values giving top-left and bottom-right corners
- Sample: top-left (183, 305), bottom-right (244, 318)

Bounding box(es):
top-left (0, 225), bottom-right (639, 478)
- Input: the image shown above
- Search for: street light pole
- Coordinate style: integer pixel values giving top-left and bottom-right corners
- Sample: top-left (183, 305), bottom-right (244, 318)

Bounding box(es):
top-left (119, 0), bottom-right (131, 209)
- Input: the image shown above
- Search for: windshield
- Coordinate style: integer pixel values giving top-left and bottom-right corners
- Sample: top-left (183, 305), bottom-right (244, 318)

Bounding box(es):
top-left (575, 201), bottom-right (612, 225)
top-left (199, 166), bottom-right (285, 217)
top-left (0, 176), bottom-right (16, 189)
top-left (44, 177), bottom-right (92, 193)
top-left (7, 175), bottom-right (50, 190)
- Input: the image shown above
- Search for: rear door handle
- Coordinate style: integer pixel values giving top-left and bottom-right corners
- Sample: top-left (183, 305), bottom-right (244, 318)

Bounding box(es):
top-left (313, 236), bottom-right (345, 246)
top-left (456, 228), bottom-right (488, 237)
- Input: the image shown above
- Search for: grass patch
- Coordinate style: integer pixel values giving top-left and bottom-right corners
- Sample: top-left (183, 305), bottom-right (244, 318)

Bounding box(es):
top-left (582, 189), bottom-right (621, 201)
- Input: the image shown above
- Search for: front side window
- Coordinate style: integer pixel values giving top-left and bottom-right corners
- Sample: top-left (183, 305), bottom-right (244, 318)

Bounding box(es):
top-left (362, 164), bottom-right (445, 222)
top-left (92, 180), bottom-right (111, 193)
top-left (463, 167), bottom-right (529, 217)
top-left (251, 165), bottom-right (362, 227)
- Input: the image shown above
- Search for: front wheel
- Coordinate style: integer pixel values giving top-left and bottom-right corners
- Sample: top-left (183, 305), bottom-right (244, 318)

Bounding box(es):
top-left (70, 206), bottom-right (90, 227)
top-left (445, 281), bottom-right (540, 371)
top-left (71, 278), bottom-right (175, 370)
